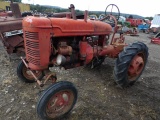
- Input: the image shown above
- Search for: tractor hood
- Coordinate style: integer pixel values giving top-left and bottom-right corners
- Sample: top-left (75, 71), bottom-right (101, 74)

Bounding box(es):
top-left (49, 18), bottom-right (112, 36)
top-left (23, 16), bottom-right (52, 29)
top-left (23, 16), bottom-right (112, 36)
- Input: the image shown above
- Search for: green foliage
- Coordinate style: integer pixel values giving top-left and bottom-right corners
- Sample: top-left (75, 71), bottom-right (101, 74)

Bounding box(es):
top-left (145, 17), bottom-right (153, 20)
top-left (29, 4), bottom-right (148, 20)
top-left (30, 4), bottom-right (68, 13)
top-left (76, 10), bottom-right (83, 15)
top-left (128, 15), bottom-right (133, 19)
top-left (0, 0), bottom-right (21, 2)
top-left (118, 21), bottom-right (131, 27)
top-left (13, 0), bottom-right (21, 2)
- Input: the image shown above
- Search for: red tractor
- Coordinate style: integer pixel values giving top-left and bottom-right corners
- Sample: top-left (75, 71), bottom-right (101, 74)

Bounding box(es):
top-left (17, 4), bottom-right (148, 120)
top-left (126, 18), bottom-right (143, 27)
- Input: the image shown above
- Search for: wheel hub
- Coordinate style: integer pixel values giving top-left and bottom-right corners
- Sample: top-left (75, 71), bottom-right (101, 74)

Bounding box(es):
top-left (128, 55), bottom-right (144, 80)
top-left (22, 66), bottom-right (42, 80)
top-left (46, 90), bottom-right (74, 117)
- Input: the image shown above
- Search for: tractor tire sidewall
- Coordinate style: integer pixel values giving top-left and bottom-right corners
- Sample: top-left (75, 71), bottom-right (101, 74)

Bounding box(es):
top-left (128, 46), bottom-right (148, 86)
top-left (114, 42), bottom-right (148, 88)
top-left (17, 60), bottom-right (43, 83)
top-left (37, 81), bottom-right (78, 120)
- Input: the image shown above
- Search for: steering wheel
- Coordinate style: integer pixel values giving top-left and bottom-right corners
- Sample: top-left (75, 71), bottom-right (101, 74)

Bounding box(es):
top-left (105, 4), bottom-right (120, 21)
top-left (99, 4), bottom-right (120, 28)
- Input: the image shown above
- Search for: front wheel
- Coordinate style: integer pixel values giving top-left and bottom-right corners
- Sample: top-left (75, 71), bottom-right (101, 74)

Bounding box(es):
top-left (37, 81), bottom-right (78, 120)
top-left (17, 60), bottom-right (44, 83)
top-left (114, 42), bottom-right (149, 88)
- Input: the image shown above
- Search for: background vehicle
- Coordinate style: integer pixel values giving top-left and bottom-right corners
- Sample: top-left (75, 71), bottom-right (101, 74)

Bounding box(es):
top-left (89, 14), bottom-right (98, 20)
top-left (138, 24), bottom-right (150, 33)
top-left (126, 18), bottom-right (143, 27)
top-left (0, 8), bottom-right (13, 17)
top-left (151, 32), bottom-right (160, 44)
top-left (0, 0), bottom-right (24, 54)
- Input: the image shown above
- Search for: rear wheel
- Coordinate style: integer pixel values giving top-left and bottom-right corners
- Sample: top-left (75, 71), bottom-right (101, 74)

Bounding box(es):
top-left (114, 42), bottom-right (148, 88)
top-left (37, 81), bottom-right (77, 120)
top-left (17, 60), bottom-right (44, 83)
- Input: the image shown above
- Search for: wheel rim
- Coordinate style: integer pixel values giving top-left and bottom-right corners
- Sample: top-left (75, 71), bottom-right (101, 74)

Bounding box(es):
top-left (128, 53), bottom-right (145, 81)
top-left (22, 65), bottom-right (42, 80)
top-left (46, 90), bottom-right (74, 118)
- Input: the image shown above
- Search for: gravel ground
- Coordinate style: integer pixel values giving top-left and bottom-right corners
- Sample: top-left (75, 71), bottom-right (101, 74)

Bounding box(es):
top-left (0, 32), bottom-right (160, 120)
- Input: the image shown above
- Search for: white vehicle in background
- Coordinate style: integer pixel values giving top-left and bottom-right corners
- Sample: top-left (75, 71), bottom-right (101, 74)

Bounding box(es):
top-left (150, 14), bottom-right (160, 33)
top-left (118, 16), bottom-right (126, 22)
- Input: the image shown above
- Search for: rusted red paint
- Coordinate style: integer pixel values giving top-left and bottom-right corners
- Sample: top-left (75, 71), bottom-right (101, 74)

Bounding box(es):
top-left (0, 18), bottom-right (23, 53)
top-left (5, 35), bottom-right (23, 53)
top-left (0, 18), bottom-right (22, 32)
top-left (58, 46), bottom-right (72, 55)
top-left (128, 54), bottom-right (144, 81)
top-left (98, 45), bottom-right (125, 58)
top-left (16, 4), bottom-right (149, 120)
top-left (0, 11), bottom-right (13, 17)
top-left (10, 3), bottom-right (21, 18)
top-left (22, 15), bottom-right (113, 70)
top-left (0, 2), bottom-right (23, 54)
top-left (46, 90), bottom-right (74, 118)
top-left (79, 41), bottom-right (88, 60)
top-left (6, 35), bottom-right (23, 47)
top-left (23, 29), bottom-right (52, 70)
top-left (126, 18), bottom-right (143, 27)
top-left (151, 38), bottom-right (160, 45)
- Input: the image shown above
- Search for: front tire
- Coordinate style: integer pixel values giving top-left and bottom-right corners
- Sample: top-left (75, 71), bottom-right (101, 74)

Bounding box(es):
top-left (17, 60), bottom-right (44, 83)
top-left (37, 81), bottom-right (78, 120)
top-left (114, 42), bottom-right (149, 88)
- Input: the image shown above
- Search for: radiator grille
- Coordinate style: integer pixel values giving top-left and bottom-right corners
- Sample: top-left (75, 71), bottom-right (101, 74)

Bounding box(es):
top-left (25, 31), bottom-right (39, 40)
top-left (25, 31), bottom-right (40, 65)
top-left (26, 40), bottom-right (39, 50)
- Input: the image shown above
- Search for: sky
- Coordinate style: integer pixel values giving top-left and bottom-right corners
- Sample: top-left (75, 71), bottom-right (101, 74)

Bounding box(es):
top-left (22, 0), bottom-right (159, 17)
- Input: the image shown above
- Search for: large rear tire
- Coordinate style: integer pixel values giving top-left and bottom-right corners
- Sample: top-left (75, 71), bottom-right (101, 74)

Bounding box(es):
top-left (37, 81), bottom-right (78, 120)
top-left (114, 42), bottom-right (149, 88)
top-left (17, 60), bottom-right (44, 83)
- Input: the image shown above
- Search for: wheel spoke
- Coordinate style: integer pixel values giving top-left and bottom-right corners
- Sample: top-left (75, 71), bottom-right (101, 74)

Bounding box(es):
top-left (111, 5), bottom-right (113, 14)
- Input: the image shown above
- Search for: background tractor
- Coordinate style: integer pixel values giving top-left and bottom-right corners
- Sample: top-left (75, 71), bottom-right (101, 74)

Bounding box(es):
top-left (0, 1), bottom-right (24, 54)
top-left (16, 4), bottom-right (149, 120)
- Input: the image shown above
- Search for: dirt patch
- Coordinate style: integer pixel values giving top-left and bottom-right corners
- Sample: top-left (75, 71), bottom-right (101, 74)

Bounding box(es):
top-left (0, 33), bottom-right (160, 120)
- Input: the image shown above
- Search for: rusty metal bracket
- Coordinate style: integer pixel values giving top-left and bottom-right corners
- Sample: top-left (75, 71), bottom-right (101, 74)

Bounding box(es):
top-left (43, 72), bottom-right (57, 84)
top-left (21, 57), bottom-right (44, 87)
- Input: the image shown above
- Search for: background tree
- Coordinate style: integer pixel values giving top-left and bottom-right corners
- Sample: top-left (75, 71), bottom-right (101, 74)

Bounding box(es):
top-left (128, 15), bottom-right (133, 19)
top-left (13, 0), bottom-right (22, 2)
top-left (145, 17), bottom-right (153, 21)
top-left (0, 0), bottom-right (21, 2)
